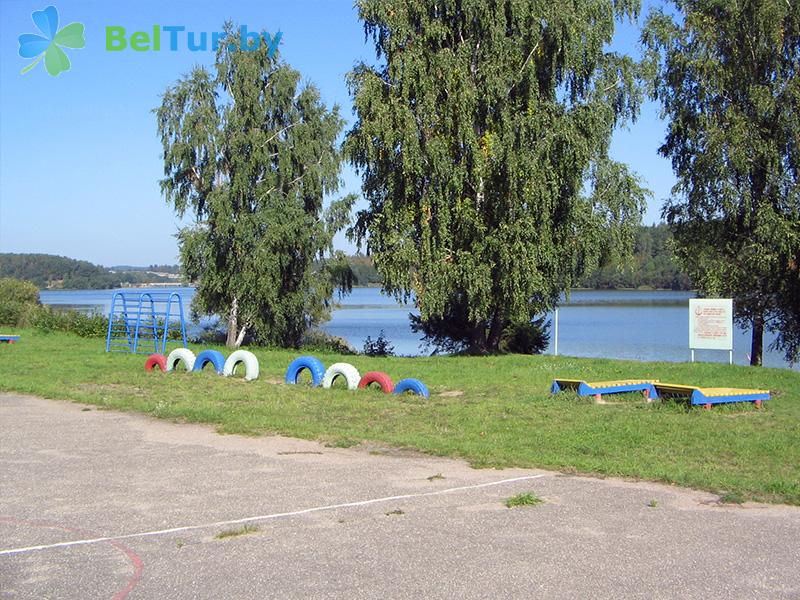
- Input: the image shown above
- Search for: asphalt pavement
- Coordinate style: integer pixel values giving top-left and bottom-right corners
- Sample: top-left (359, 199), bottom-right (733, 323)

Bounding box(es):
top-left (1, 393), bottom-right (798, 599)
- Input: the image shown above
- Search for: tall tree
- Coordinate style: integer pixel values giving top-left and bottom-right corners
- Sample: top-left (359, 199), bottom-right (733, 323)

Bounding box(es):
top-left (346, 0), bottom-right (648, 354)
top-left (156, 27), bottom-right (354, 348)
top-left (643, 0), bottom-right (800, 365)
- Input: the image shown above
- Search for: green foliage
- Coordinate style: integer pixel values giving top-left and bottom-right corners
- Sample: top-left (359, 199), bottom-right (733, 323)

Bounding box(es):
top-left (30, 306), bottom-right (108, 337)
top-left (302, 329), bottom-right (357, 355)
top-left (579, 224), bottom-right (692, 290)
top-left (499, 318), bottom-right (550, 355)
top-left (188, 321), bottom-right (228, 346)
top-left (0, 277), bottom-right (40, 305)
top-left (643, 0), bottom-right (800, 364)
top-left (346, 0), bottom-right (648, 354)
top-left (0, 277), bottom-right (40, 325)
top-left (28, 307), bottom-right (180, 340)
top-left (156, 24), bottom-right (355, 349)
top-left (363, 330), bottom-right (395, 357)
top-left (347, 225), bottom-right (692, 290)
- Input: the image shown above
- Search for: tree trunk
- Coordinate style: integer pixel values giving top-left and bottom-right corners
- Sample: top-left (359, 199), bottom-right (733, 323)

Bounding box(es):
top-left (486, 311), bottom-right (504, 352)
top-left (226, 297), bottom-right (239, 349)
top-left (750, 313), bottom-right (764, 366)
top-left (234, 322), bottom-right (249, 348)
top-left (469, 323), bottom-right (488, 355)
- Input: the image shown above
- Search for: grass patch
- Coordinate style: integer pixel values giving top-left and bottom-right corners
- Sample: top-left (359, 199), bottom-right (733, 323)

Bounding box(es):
top-left (385, 508), bottom-right (404, 516)
top-left (0, 330), bottom-right (798, 505)
top-left (427, 473), bottom-right (445, 481)
top-left (505, 492), bottom-right (544, 508)
top-left (214, 524), bottom-right (259, 539)
top-left (647, 499), bottom-right (659, 508)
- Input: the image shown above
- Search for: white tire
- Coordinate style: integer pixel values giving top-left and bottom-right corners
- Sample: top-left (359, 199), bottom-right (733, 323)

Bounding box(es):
top-left (322, 362), bottom-right (360, 390)
top-left (166, 348), bottom-right (196, 372)
top-left (223, 350), bottom-right (259, 381)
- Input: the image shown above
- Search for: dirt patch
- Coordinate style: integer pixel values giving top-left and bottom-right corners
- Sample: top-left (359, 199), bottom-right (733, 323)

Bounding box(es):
top-left (438, 390), bottom-right (464, 397)
top-left (357, 442), bottom-right (431, 459)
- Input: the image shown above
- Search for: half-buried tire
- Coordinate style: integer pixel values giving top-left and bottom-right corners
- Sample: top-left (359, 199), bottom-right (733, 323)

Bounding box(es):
top-left (192, 350), bottom-right (225, 374)
top-left (144, 354), bottom-right (167, 372)
top-left (393, 378), bottom-right (430, 399)
top-left (166, 348), bottom-right (196, 372)
top-left (322, 362), bottom-right (360, 390)
top-left (357, 371), bottom-right (394, 393)
top-left (223, 350), bottom-right (259, 381)
top-left (285, 356), bottom-right (325, 386)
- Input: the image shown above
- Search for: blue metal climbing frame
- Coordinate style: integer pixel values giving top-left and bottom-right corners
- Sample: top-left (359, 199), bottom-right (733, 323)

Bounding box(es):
top-left (105, 291), bottom-right (188, 354)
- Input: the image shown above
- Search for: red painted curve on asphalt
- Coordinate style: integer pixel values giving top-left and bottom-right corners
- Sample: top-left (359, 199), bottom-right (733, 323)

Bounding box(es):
top-left (0, 517), bottom-right (144, 599)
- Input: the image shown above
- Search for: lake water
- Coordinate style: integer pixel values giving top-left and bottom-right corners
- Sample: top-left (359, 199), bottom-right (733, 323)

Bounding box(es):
top-left (38, 286), bottom-right (796, 369)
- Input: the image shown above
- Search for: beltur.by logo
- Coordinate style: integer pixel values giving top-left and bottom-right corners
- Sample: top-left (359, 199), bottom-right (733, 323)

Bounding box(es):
top-left (105, 25), bottom-right (282, 55)
top-left (18, 5), bottom-right (85, 76)
top-left (17, 5), bottom-right (283, 78)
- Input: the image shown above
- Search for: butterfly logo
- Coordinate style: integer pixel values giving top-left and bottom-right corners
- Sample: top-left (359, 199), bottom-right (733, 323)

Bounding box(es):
top-left (18, 6), bottom-right (85, 76)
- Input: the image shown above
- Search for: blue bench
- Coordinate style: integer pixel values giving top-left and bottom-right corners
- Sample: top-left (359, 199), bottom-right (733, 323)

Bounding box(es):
top-left (551, 378), bottom-right (659, 401)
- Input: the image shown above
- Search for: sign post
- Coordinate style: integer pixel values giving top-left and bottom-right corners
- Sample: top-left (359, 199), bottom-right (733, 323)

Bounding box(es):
top-left (689, 299), bottom-right (733, 364)
top-left (553, 308), bottom-right (559, 356)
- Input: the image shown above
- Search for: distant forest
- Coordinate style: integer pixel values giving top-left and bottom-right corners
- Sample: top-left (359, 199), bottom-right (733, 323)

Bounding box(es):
top-left (0, 254), bottom-right (183, 289)
top-left (580, 223), bottom-right (692, 290)
top-left (346, 224), bottom-right (692, 290)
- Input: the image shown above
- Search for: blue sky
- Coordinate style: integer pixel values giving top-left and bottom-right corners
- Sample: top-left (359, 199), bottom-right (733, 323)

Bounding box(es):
top-left (0, 0), bottom-right (675, 266)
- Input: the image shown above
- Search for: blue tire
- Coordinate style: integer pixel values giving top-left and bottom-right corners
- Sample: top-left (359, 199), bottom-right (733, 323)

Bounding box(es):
top-left (285, 356), bottom-right (325, 386)
top-left (192, 350), bottom-right (225, 374)
top-left (393, 378), bottom-right (430, 399)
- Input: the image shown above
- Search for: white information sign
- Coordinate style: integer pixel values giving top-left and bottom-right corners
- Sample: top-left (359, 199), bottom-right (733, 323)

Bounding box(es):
top-left (689, 298), bottom-right (733, 352)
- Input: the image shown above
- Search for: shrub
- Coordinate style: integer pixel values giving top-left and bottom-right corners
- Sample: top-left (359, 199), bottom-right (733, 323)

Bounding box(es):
top-left (189, 322), bottom-right (228, 345)
top-left (363, 330), bottom-right (395, 357)
top-left (0, 278), bottom-right (40, 326)
top-left (302, 329), bottom-right (357, 354)
top-left (499, 318), bottom-right (550, 355)
top-left (30, 306), bottom-right (108, 337)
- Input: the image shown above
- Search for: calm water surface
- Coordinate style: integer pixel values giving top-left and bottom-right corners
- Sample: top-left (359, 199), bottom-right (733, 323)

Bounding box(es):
top-left (39, 286), bottom-right (795, 369)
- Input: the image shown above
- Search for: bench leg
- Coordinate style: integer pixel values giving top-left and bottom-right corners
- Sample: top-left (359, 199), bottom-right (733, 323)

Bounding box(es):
top-left (594, 393), bottom-right (602, 403)
top-left (704, 403), bottom-right (712, 410)
top-left (754, 399), bottom-right (762, 408)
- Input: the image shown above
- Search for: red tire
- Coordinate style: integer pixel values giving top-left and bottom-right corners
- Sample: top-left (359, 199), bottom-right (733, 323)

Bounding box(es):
top-left (145, 354), bottom-right (167, 372)
top-left (358, 371), bottom-right (394, 393)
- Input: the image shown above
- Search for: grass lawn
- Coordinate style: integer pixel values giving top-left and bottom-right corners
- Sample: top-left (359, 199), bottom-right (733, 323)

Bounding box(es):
top-left (1, 329), bottom-right (798, 505)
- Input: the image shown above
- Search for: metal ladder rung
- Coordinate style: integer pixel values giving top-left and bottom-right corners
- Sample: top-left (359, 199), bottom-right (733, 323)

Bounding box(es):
top-left (106, 291), bottom-right (187, 353)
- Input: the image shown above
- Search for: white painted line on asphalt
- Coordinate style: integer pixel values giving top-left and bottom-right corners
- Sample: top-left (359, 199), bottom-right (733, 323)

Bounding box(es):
top-left (0, 474), bottom-right (547, 556)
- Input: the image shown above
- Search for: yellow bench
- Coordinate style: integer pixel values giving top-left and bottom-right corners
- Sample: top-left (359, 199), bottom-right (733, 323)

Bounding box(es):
top-left (551, 379), bottom-right (659, 401)
top-left (653, 383), bottom-right (770, 408)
